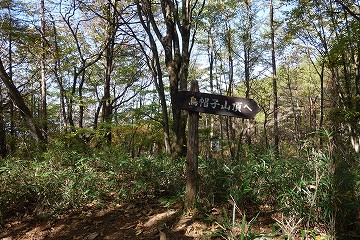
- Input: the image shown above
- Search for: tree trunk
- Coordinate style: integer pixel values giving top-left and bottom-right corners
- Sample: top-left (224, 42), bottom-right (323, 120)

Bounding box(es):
top-left (270, 0), bottom-right (279, 155)
top-left (0, 85), bottom-right (6, 158)
top-left (40, 0), bottom-right (48, 142)
top-left (152, 56), bottom-right (171, 154)
top-left (136, 8), bottom-right (171, 154)
top-left (102, 40), bottom-right (113, 124)
top-left (166, 20), bottom-right (187, 157)
top-left (102, 45), bottom-right (113, 142)
top-left (79, 70), bottom-right (86, 128)
top-left (102, 2), bottom-right (117, 143)
top-left (319, 62), bottom-right (324, 146)
top-left (185, 80), bottom-right (199, 210)
top-left (0, 59), bottom-right (45, 143)
top-left (207, 27), bottom-right (215, 158)
top-left (68, 69), bottom-right (76, 127)
top-left (224, 20), bottom-right (236, 158)
top-left (243, 1), bottom-right (253, 147)
top-left (136, 0), bottom-right (205, 157)
top-left (52, 19), bottom-right (68, 130)
top-left (0, 115), bottom-right (5, 158)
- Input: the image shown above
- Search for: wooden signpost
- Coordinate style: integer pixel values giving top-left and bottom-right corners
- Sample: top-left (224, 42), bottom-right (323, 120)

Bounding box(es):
top-left (177, 80), bottom-right (260, 210)
top-left (184, 81), bottom-right (199, 210)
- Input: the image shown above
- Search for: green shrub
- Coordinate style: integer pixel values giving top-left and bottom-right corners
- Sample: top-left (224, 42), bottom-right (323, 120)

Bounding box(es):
top-left (197, 139), bottom-right (344, 238)
top-left (0, 143), bottom-right (186, 222)
top-left (0, 156), bottom-right (108, 219)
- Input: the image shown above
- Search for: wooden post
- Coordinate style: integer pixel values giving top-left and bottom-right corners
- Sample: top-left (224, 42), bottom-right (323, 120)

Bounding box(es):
top-left (185, 80), bottom-right (199, 210)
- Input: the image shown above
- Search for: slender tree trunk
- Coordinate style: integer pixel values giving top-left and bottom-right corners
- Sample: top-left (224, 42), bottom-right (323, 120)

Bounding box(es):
top-left (225, 22), bottom-right (234, 96)
top-left (263, 109), bottom-right (269, 147)
top-left (137, 10), bottom-right (171, 154)
top-left (102, 40), bottom-right (114, 122)
top-left (243, 1), bottom-right (252, 147)
top-left (309, 52), bottom-right (325, 147)
top-left (208, 28), bottom-right (215, 157)
top-left (52, 20), bottom-right (68, 131)
top-left (102, 2), bottom-right (117, 143)
top-left (148, 49), bottom-right (171, 153)
top-left (0, 59), bottom-right (45, 143)
top-left (8, 11), bottom-right (14, 153)
top-left (0, 85), bottom-right (6, 158)
top-left (224, 20), bottom-right (236, 158)
top-left (309, 95), bottom-right (316, 132)
top-left (244, 0), bottom-right (252, 99)
top-left (270, 0), bottom-right (279, 155)
top-left (319, 62), bottom-right (325, 146)
top-left (9, 102), bottom-right (15, 152)
top-left (0, 119), bottom-right (5, 158)
top-left (208, 29), bottom-right (215, 95)
top-left (8, 38), bottom-right (15, 152)
top-left (286, 69), bottom-right (299, 142)
top-left (79, 70), bottom-right (86, 128)
top-left (68, 69), bottom-right (76, 127)
top-left (153, 55), bottom-right (171, 154)
top-left (40, 0), bottom-right (47, 142)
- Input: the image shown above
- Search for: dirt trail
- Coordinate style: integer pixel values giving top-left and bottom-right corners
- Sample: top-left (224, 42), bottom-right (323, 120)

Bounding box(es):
top-left (0, 200), bottom-right (276, 240)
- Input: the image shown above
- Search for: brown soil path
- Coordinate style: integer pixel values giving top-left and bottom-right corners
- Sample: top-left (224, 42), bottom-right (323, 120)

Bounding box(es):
top-left (0, 200), bottom-right (276, 240)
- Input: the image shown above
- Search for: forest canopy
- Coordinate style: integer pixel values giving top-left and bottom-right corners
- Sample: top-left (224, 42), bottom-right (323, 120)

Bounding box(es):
top-left (0, 0), bottom-right (359, 155)
top-left (0, 0), bottom-right (359, 239)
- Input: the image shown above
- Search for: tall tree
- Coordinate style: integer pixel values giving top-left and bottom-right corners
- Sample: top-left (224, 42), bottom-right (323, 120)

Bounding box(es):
top-left (59, 0), bottom-right (104, 128)
top-left (0, 59), bottom-right (46, 143)
top-left (102, 1), bottom-right (117, 128)
top-left (134, 8), bottom-right (172, 153)
top-left (285, 0), bottom-right (360, 236)
top-left (270, 0), bottom-right (279, 155)
top-left (40, 0), bottom-right (48, 142)
top-left (242, 0), bottom-right (254, 146)
top-left (0, 0), bottom-right (46, 144)
top-left (196, 0), bottom-right (222, 157)
top-left (136, 0), bottom-right (206, 157)
top-left (1, 0), bottom-right (17, 153)
top-left (50, 17), bottom-right (69, 130)
top-left (238, 0), bottom-right (260, 152)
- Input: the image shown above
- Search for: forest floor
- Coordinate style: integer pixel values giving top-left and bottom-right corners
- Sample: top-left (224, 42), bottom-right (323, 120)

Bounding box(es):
top-left (0, 198), bottom-right (279, 240)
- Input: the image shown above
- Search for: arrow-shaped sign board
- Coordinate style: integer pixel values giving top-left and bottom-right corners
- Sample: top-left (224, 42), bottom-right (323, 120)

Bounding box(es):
top-left (176, 91), bottom-right (260, 119)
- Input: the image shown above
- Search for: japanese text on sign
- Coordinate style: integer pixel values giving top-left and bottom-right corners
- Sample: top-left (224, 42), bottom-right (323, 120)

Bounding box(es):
top-left (188, 96), bottom-right (253, 113)
top-left (175, 91), bottom-right (260, 118)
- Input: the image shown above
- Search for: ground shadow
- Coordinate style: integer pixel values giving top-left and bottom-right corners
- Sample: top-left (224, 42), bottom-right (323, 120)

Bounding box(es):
top-left (0, 200), bottom-right (195, 240)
